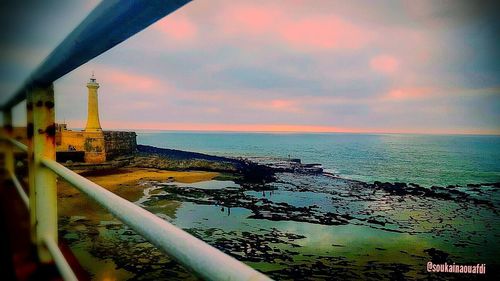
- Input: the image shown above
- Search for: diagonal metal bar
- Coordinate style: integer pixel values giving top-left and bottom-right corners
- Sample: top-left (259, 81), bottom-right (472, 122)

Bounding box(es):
top-left (43, 236), bottom-right (78, 281)
top-left (41, 158), bottom-right (273, 281)
top-left (1, 0), bottom-right (192, 110)
top-left (8, 137), bottom-right (28, 152)
top-left (8, 170), bottom-right (29, 209)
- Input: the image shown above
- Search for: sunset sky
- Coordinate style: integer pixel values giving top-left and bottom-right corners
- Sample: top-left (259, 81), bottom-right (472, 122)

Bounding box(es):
top-left (1, 0), bottom-right (499, 134)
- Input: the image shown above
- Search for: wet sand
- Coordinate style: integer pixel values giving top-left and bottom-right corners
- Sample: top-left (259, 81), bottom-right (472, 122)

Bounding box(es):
top-left (57, 168), bottom-right (219, 279)
top-left (57, 168), bottom-right (218, 221)
top-left (58, 167), bottom-right (218, 197)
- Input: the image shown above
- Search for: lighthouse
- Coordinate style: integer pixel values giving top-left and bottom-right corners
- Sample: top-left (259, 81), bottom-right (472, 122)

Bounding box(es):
top-left (55, 74), bottom-right (137, 164)
top-left (85, 73), bottom-right (102, 132)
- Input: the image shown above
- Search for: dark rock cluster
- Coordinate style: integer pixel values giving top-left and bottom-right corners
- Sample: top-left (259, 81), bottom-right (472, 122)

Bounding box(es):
top-left (134, 145), bottom-right (276, 183)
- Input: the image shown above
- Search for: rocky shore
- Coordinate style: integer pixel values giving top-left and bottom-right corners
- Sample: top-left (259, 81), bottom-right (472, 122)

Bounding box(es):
top-left (132, 145), bottom-right (277, 183)
top-left (64, 144), bottom-right (327, 183)
top-left (56, 145), bottom-right (499, 280)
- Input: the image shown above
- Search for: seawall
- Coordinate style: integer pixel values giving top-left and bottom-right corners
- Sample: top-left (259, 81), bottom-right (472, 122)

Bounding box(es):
top-left (104, 131), bottom-right (137, 160)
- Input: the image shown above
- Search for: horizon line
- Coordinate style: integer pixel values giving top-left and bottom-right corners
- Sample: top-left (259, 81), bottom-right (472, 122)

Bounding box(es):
top-left (55, 125), bottom-right (500, 137)
top-left (118, 129), bottom-right (500, 136)
top-left (50, 119), bottom-right (500, 136)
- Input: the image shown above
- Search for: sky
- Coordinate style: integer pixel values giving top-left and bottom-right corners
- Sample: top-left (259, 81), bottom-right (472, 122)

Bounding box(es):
top-left (1, 0), bottom-right (499, 134)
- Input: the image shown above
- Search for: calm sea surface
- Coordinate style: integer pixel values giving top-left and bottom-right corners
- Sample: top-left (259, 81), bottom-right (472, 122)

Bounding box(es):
top-left (137, 131), bottom-right (500, 187)
top-left (63, 131), bottom-right (500, 279)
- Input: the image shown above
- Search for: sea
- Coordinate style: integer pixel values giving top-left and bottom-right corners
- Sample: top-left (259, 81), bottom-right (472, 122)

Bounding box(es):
top-left (61, 131), bottom-right (500, 280)
top-left (136, 131), bottom-right (500, 187)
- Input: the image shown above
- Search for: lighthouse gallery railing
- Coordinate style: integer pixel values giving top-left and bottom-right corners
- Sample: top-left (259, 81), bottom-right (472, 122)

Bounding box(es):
top-left (0, 1), bottom-right (272, 281)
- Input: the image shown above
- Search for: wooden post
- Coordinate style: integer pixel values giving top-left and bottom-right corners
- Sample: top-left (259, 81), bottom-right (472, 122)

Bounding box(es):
top-left (28, 84), bottom-right (57, 263)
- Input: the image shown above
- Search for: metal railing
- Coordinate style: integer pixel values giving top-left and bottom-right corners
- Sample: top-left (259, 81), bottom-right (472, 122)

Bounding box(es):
top-left (0, 1), bottom-right (272, 280)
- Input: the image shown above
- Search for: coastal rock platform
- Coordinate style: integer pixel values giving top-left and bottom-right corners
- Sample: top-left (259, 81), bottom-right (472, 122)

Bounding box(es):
top-left (56, 145), bottom-right (499, 280)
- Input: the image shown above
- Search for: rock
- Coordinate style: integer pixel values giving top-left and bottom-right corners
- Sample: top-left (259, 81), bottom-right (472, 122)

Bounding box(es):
top-left (424, 248), bottom-right (450, 263)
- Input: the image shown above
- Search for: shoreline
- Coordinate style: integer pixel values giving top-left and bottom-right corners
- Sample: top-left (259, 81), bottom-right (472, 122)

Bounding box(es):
top-left (63, 143), bottom-right (500, 189)
top-left (55, 146), bottom-right (500, 280)
top-left (137, 144), bottom-right (500, 188)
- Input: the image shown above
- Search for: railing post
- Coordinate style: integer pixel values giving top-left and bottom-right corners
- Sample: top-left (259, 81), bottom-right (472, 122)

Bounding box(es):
top-left (27, 91), bottom-right (37, 243)
top-left (2, 109), bottom-right (14, 176)
top-left (27, 84), bottom-right (57, 263)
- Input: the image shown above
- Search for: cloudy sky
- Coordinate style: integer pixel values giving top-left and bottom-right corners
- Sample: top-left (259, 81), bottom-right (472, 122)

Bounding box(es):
top-left (1, 0), bottom-right (499, 134)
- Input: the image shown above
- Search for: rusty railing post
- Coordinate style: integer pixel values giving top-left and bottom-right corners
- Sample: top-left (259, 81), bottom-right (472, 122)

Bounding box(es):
top-left (2, 109), bottom-right (14, 176)
top-left (27, 91), bottom-right (36, 243)
top-left (28, 84), bottom-right (57, 262)
top-left (1, 109), bottom-right (14, 177)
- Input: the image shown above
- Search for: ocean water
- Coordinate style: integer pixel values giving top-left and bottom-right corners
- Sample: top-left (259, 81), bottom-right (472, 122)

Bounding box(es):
top-left (137, 131), bottom-right (500, 187)
top-left (61, 131), bottom-right (500, 279)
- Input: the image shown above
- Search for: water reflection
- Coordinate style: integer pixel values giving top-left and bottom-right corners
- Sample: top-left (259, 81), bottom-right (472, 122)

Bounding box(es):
top-left (59, 171), bottom-right (500, 280)
top-left (219, 206), bottom-right (231, 216)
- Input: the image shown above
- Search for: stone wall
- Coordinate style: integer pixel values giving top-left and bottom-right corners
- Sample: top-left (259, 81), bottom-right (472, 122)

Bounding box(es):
top-left (55, 129), bottom-right (136, 163)
top-left (103, 131), bottom-right (137, 160)
top-left (58, 130), bottom-right (106, 163)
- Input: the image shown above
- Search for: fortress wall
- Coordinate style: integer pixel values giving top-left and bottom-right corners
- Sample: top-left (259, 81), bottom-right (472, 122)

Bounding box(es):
top-left (59, 131), bottom-right (85, 151)
top-left (103, 131), bottom-right (137, 159)
top-left (58, 130), bottom-right (106, 163)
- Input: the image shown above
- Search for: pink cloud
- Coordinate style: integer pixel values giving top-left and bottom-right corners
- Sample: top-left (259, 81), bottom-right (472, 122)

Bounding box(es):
top-left (370, 55), bottom-right (399, 74)
top-left (271, 99), bottom-right (295, 108)
top-left (262, 99), bottom-right (304, 113)
top-left (382, 86), bottom-right (499, 103)
top-left (155, 14), bottom-right (197, 42)
top-left (176, 91), bottom-right (305, 114)
top-left (216, 4), bottom-right (372, 51)
top-left (97, 67), bottom-right (168, 94)
top-left (97, 121), bottom-right (358, 133)
top-left (219, 3), bottom-right (283, 36)
top-left (384, 87), bottom-right (433, 101)
top-left (280, 16), bottom-right (372, 50)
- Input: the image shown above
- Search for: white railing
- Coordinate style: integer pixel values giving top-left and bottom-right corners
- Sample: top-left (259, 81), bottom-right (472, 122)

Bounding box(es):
top-left (43, 235), bottom-right (78, 281)
top-left (8, 169), bottom-right (29, 208)
top-left (42, 158), bottom-right (271, 281)
top-left (2, 135), bottom-right (271, 280)
top-left (0, 0), bottom-right (273, 280)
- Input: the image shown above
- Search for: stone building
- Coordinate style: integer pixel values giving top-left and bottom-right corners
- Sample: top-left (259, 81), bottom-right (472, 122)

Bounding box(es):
top-left (56, 75), bottom-right (136, 164)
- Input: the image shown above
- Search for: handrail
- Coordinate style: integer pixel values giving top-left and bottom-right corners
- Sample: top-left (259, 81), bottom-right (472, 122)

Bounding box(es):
top-left (8, 138), bottom-right (28, 152)
top-left (0, 0), bottom-right (192, 110)
top-left (3, 136), bottom-right (77, 280)
top-left (43, 236), bottom-right (78, 281)
top-left (1, 136), bottom-right (29, 207)
top-left (8, 170), bottom-right (29, 209)
top-left (41, 157), bottom-right (272, 281)
top-left (5, 137), bottom-right (30, 207)
top-left (2, 133), bottom-right (272, 280)
top-left (0, 0), bottom-right (274, 279)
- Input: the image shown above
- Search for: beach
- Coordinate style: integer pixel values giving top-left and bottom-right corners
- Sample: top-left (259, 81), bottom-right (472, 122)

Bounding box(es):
top-left (58, 168), bottom-right (219, 220)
